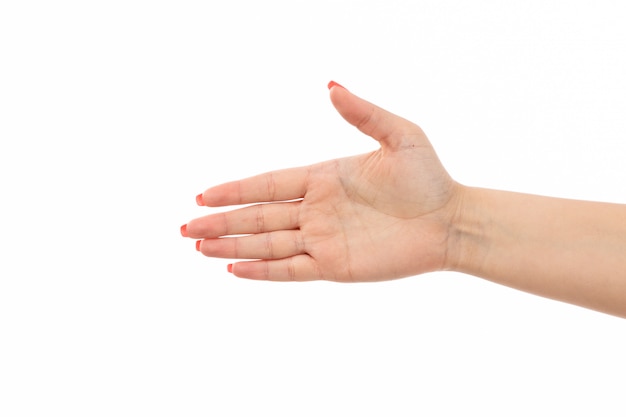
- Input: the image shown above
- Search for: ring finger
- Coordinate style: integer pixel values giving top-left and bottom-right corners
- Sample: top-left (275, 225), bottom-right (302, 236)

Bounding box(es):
top-left (186, 201), bottom-right (300, 238)
top-left (197, 230), bottom-right (306, 260)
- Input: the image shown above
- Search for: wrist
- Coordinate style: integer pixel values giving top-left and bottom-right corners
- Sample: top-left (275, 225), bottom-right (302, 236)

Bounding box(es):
top-left (443, 185), bottom-right (491, 275)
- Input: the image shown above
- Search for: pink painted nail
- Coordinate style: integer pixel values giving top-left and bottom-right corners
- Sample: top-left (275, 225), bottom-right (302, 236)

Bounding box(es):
top-left (195, 240), bottom-right (202, 251)
top-left (227, 264), bottom-right (233, 273)
top-left (327, 80), bottom-right (345, 90)
top-left (196, 194), bottom-right (204, 206)
top-left (180, 224), bottom-right (188, 237)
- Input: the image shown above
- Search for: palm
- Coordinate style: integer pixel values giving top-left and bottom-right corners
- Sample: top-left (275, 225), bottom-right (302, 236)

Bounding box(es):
top-left (298, 142), bottom-right (455, 282)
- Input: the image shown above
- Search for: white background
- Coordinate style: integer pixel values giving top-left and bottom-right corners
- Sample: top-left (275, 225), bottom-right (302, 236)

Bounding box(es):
top-left (1, 1), bottom-right (625, 416)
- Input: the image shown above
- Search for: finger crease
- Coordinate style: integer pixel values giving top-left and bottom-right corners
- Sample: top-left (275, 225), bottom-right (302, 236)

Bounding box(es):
top-left (263, 261), bottom-right (270, 280)
top-left (265, 233), bottom-right (274, 259)
top-left (295, 231), bottom-right (305, 254)
top-left (221, 212), bottom-right (230, 236)
top-left (233, 237), bottom-right (240, 258)
top-left (287, 258), bottom-right (297, 281)
top-left (266, 172), bottom-right (276, 201)
top-left (256, 204), bottom-right (265, 233)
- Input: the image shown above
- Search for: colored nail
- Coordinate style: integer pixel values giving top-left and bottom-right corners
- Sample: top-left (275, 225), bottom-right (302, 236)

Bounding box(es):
top-left (196, 194), bottom-right (204, 206)
top-left (327, 80), bottom-right (345, 90)
top-left (180, 224), bottom-right (188, 237)
top-left (195, 240), bottom-right (202, 251)
top-left (227, 264), bottom-right (233, 273)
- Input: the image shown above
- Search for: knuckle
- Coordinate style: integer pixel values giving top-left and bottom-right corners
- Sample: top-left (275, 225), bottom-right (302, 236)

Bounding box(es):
top-left (287, 258), bottom-right (297, 281)
top-left (265, 232), bottom-right (274, 258)
top-left (266, 172), bottom-right (276, 201)
top-left (356, 105), bottom-right (375, 132)
top-left (255, 204), bottom-right (265, 233)
top-left (221, 212), bottom-right (231, 235)
top-left (294, 231), bottom-right (305, 253)
top-left (232, 238), bottom-right (239, 258)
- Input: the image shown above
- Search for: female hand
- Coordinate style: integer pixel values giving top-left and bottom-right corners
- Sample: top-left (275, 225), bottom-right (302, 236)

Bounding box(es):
top-left (182, 82), bottom-right (463, 281)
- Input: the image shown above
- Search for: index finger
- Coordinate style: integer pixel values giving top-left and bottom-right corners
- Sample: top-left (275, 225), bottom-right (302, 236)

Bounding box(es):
top-left (198, 165), bottom-right (310, 207)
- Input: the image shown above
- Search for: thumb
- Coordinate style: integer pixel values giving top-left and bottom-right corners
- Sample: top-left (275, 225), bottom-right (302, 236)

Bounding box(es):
top-left (328, 81), bottom-right (428, 151)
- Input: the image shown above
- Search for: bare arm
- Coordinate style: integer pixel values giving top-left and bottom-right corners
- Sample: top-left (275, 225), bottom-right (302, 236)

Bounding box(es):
top-left (449, 187), bottom-right (626, 318)
top-left (182, 82), bottom-right (626, 318)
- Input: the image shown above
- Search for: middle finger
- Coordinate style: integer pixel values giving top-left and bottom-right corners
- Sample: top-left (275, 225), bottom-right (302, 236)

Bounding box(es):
top-left (186, 201), bottom-right (301, 238)
top-left (197, 230), bottom-right (306, 260)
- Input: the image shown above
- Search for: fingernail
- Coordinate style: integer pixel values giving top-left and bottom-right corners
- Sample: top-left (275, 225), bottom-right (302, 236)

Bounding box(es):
top-left (196, 194), bottom-right (204, 206)
top-left (327, 80), bottom-right (345, 90)
top-left (227, 264), bottom-right (233, 273)
top-left (180, 224), bottom-right (188, 237)
top-left (195, 240), bottom-right (202, 251)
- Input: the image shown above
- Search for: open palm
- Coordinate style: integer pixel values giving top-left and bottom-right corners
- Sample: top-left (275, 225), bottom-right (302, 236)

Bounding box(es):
top-left (183, 83), bottom-right (462, 281)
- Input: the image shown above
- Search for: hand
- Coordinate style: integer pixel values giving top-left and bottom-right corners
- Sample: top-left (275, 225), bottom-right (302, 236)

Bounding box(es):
top-left (182, 82), bottom-right (463, 281)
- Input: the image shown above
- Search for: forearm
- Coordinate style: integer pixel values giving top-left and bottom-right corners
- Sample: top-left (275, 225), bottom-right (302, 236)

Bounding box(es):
top-left (448, 186), bottom-right (626, 318)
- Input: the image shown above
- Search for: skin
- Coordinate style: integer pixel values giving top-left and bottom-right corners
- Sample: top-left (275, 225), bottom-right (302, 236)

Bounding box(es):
top-left (183, 83), bottom-right (626, 318)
